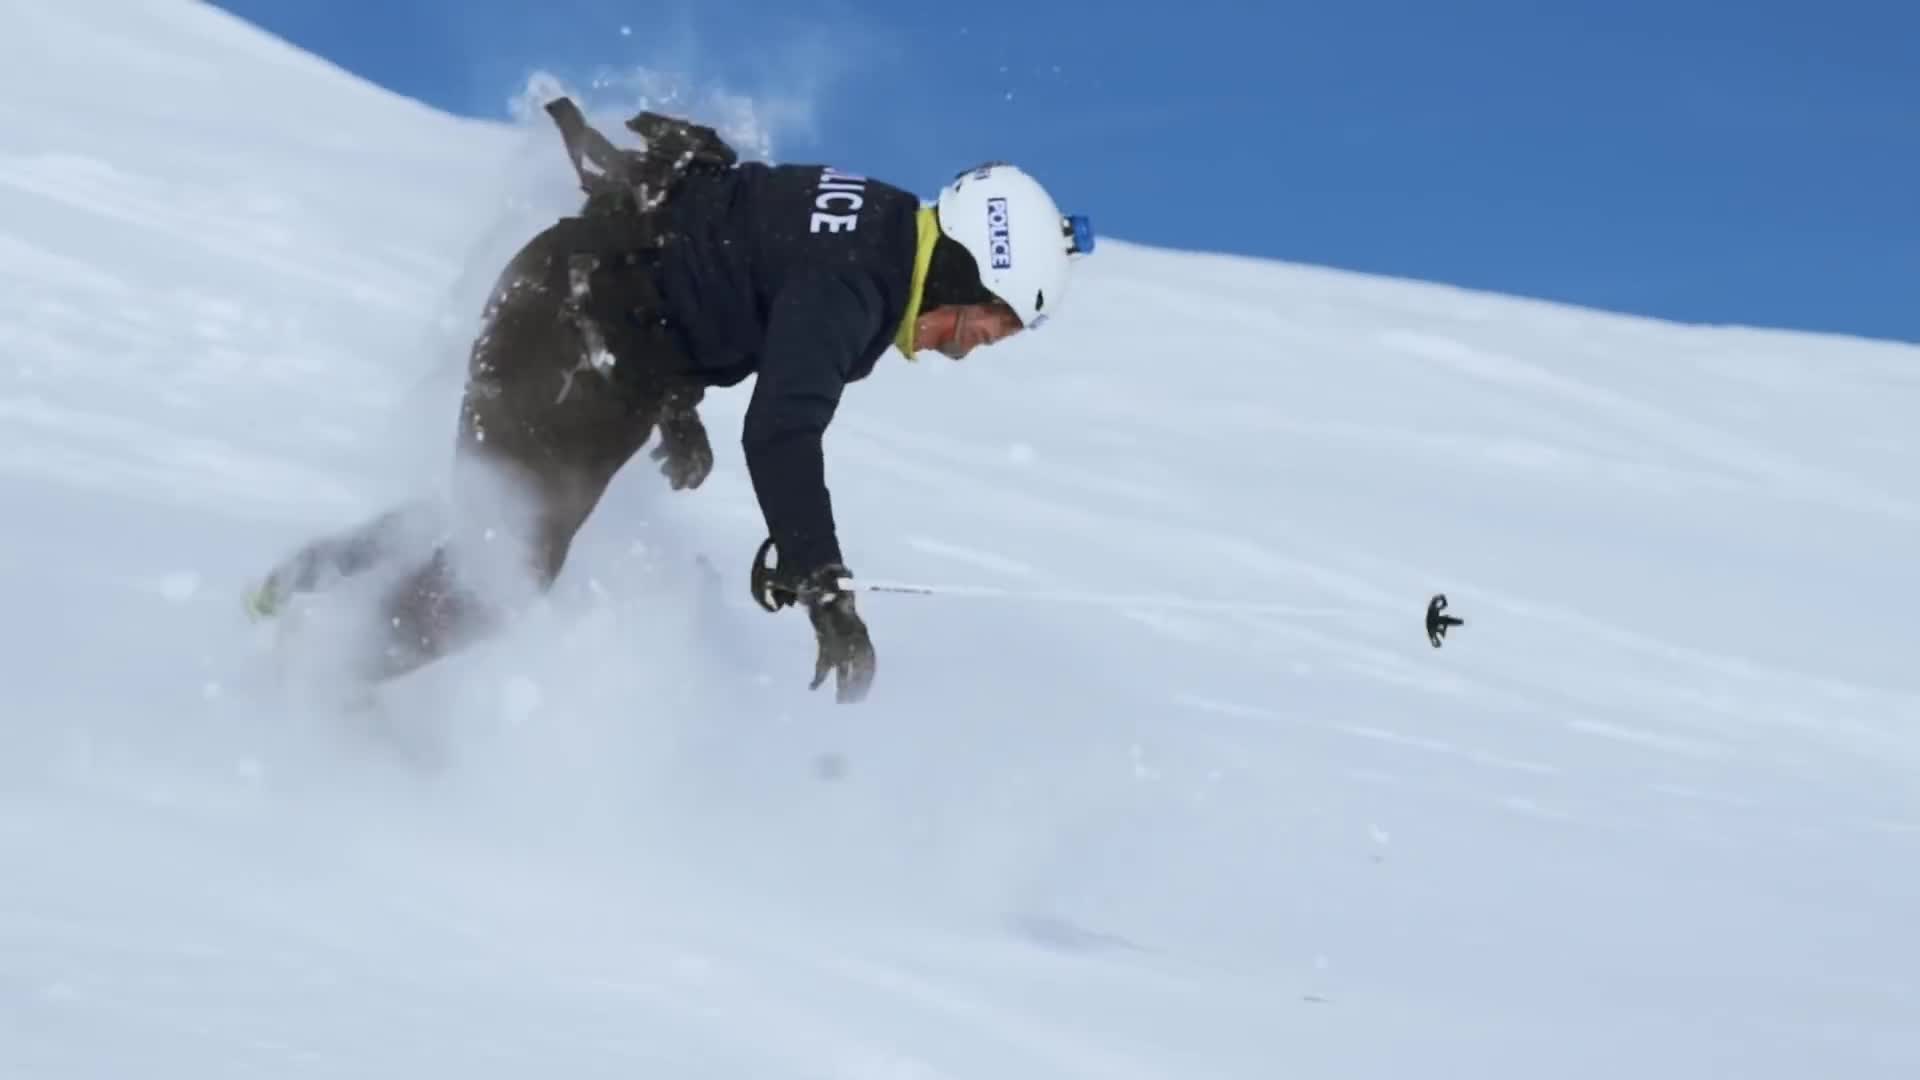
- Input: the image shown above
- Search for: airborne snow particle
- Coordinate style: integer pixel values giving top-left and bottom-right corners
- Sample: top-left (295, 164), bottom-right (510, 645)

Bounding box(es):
top-left (157, 572), bottom-right (201, 603)
top-left (1129, 743), bottom-right (1160, 780)
top-left (501, 676), bottom-right (544, 726)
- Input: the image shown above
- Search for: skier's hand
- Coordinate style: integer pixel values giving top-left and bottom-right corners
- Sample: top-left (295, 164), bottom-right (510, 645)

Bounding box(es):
top-left (807, 587), bottom-right (876, 704)
top-left (767, 562), bottom-right (874, 703)
top-left (650, 407), bottom-right (713, 490)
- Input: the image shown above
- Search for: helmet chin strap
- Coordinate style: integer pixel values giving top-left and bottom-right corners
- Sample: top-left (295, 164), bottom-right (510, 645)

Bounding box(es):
top-left (914, 306), bottom-right (967, 356)
top-left (945, 307), bottom-right (973, 356)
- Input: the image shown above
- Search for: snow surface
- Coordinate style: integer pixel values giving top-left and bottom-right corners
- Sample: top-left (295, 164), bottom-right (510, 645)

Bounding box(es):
top-left (5, 4), bottom-right (1919, 1078)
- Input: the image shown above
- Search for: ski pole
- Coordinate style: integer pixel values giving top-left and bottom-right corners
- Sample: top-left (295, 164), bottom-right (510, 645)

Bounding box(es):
top-left (844, 578), bottom-right (1467, 648)
top-left (746, 537), bottom-right (1466, 640)
top-left (840, 577), bottom-right (1366, 620)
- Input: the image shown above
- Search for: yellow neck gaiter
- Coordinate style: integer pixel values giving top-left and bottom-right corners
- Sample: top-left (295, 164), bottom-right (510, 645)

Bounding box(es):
top-left (892, 207), bottom-right (939, 359)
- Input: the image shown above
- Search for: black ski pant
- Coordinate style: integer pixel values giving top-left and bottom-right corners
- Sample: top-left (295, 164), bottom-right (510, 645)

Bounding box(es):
top-left (266, 220), bottom-right (699, 682)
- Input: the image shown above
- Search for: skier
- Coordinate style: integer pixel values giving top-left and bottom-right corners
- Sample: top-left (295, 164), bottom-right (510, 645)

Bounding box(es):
top-left (246, 99), bottom-right (1094, 704)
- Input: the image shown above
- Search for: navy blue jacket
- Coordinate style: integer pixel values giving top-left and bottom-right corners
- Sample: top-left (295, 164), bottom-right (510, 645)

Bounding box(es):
top-left (654, 162), bottom-right (920, 575)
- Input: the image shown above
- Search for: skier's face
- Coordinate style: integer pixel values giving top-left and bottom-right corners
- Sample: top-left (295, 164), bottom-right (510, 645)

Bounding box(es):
top-left (933, 302), bottom-right (1024, 360)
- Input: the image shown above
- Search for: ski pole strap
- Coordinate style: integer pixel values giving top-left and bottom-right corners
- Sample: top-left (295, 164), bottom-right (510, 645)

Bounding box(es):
top-left (750, 536), bottom-right (784, 612)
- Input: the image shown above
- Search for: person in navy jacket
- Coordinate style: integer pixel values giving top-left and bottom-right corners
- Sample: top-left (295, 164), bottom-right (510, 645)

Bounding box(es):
top-left (249, 101), bottom-right (1092, 705)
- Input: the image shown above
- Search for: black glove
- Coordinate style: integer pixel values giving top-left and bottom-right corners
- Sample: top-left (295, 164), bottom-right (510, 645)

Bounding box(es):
top-left (808, 592), bottom-right (875, 703)
top-left (650, 398), bottom-right (712, 491)
top-left (766, 562), bottom-right (875, 704)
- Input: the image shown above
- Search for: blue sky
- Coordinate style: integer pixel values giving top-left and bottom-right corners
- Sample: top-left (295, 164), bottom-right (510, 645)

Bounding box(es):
top-left (214, 0), bottom-right (1918, 343)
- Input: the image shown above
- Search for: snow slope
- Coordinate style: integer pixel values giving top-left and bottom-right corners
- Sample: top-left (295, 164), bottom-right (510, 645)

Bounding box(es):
top-left (5, 3), bottom-right (1919, 1077)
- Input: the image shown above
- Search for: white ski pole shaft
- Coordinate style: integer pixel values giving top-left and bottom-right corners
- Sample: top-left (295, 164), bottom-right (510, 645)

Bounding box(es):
top-left (840, 578), bottom-right (1365, 620)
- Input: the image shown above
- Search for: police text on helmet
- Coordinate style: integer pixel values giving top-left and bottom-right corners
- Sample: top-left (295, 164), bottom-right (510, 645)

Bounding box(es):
top-left (986, 197), bottom-right (1013, 269)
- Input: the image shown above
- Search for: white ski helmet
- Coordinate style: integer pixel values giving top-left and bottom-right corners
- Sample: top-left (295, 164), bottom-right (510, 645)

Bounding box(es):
top-left (934, 162), bottom-right (1092, 330)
